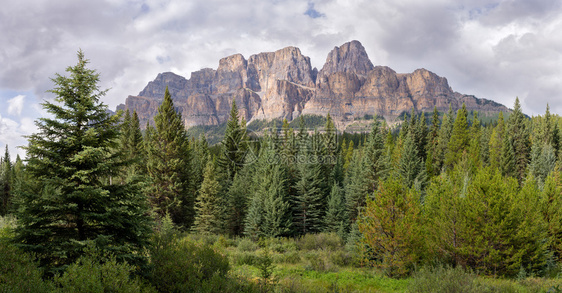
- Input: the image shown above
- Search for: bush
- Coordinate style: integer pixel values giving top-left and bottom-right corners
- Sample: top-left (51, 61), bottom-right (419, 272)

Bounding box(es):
top-left (231, 251), bottom-right (261, 266)
top-left (149, 234), bottom-right (230, 292)
top-left (237, 237), bottom-right (259, 252)
top-left (296, 233), bottom-right (343, 251)
top-left (274, 250), bottom-right (301, 264)
top-left (408, 265), bottom-right (488, 293)
top-left (0, 215), bottom-right (16, 240)
top-left (329, 249), bottom-right (353, 267)
top-left (0, 241), bottom-right (53, 293)
top-left (269, 238), bottom-right (297, 253)
top-left (53, 249), bottom-right (155, 293)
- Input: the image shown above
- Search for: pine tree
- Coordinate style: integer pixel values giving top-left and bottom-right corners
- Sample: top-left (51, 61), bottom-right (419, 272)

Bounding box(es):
top-left (489, 112), bottom-right (505, 170)
top-left (508, 97), bottom-right (531, 183)
top-left (119, 110), bottom-right (144, 182)
top-left (358, 177), bottom-right (425, 277)
top-left (362, 118), bottom-right (389, 192)
top-left (192, 135), bottom-right (210, 193)
top-left (218, 99), bottom-right (247, 181)
top-left (226, 169), bottom-right (251, 236)
top-left (345, 150), bottom-right (369, 224)
top-left (145, 86), bottom-right (194, 227)
top-left (244, 140), bottom-right (292, 239)
top-left (0, 146), bottom-right (12, 215)
top-left (292, 148), bottom-right (326, 235)
top-left (501, 134), bottom-right (516, 178)
top-left (193, 159), bottom-right (222, 235)
top-left (541, 171), bottom-right (562, 261)
top-left (426, 107), bottom-right (441, 176)
top-left (323, 183), bottom-right (347, 236)
top-left (14, 51), bottom-right (151, 273)
top-left (398, 134), bottom-right (426, 189)
top-left (529, 143), bottom-right (557, 185)
top-left (435, 105), bottom-right (454, 172)
top-left (445, 103), bottom-right (469, 167)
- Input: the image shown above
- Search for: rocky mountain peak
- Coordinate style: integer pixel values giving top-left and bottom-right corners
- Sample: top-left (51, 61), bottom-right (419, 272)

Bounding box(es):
top-left (118, 40), bottom-right (509, 130)
top-left (138, 72), bottom-right (187, 100)
top-left (319, 40), bottom-right (374, 77)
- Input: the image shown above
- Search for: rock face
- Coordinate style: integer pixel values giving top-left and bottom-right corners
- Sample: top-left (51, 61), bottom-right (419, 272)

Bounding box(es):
top-left (117, 40), bottom-right (508, 129)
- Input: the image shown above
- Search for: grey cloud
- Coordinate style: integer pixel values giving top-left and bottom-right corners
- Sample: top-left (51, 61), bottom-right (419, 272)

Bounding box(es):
top-left (1, 0), bottom-right (562, 120)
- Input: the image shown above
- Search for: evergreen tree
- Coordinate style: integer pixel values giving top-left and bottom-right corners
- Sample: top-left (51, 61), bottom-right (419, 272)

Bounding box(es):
top-left (14, 51), bottom-right (151, 272)
top-left (145, 86), bottom-right (194, 227)
top-left (529, 143), bottom-right (557, 185)
top-left (323, 183), bottom-right (347, 237)
top-left (541, 171), bottom-right (562, 261)
top-left (344, 150), bottom-right (369, 224)
top-left (362, 118), bottom-right (389, 192)
top-left (501, 134), bottom-right (516, 178)
top-left (193, 159), bottom-right (222, 235)
top-left (467, 111), bottom-right (482, 171)
top-left (292, 148), bottom-right (326, 235)
top-left (225, 169), bottom-right (251, 236)
top-left (435, 105), bottom-right (454, 172)
top-left (119, 110), bottom-right (144, 182)
top-left (218, 99), bottom-right (247, 181)
top-left (358, 177), bottom-right (425, 277)
top-left (508, 97), bottom-right (531, 183)
top-left (191, 135), bottom-right (210, 194)
top-left (426, 107), bottom-right (441, 176)
top-left (245, 139), bottom-right (292, 239)
top-left (0, 146), bottom-right (12, 215)
top-left (445, 103), bottom-right (469, 167)
top-left (398, 134), bottom-right (424, 189)
top-left (489, 112), bottom-right (505, 170)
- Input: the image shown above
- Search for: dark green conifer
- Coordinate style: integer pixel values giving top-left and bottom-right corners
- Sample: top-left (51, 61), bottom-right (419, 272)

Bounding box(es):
top-left (0, 146), bottom-right (12, 215)
top-left (145, 86), bottom-right (193, 227)
top-left (218, 99), bottom-right (247, 181)
top-left (445, 103), bottom-right (469, 167)
top-left (324, 183), bottom-right (347, 237)
top-left (193, 159), bottom-right (222, 235)
top-left (292, 148), bottom-right (326, 235)
top-left (508, 97), bottom-right (531, 183)
top-left (15, 51), bottom-right (151, 272)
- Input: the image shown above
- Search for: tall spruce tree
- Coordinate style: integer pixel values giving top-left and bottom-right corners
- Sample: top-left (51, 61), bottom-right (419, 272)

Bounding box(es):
top-left (193, 159), bottom-right (222, 235)
top-left (0, 146), bottom-right (12, 215)
top-left (508, 97), bottom-right (530, 183)
top-left (292, 148), bottom-right (326, 235)
top-left (244, 137), bottom-right (292, 239)
top-left (323, 183), bottom-right (347, 236)
top-left (145, 86), bottom-right (194, 227)
top-left (218, 99), bottom-right (247, 181)
top-left (435, 105), bottom-right (454, 172)
top-left (445, 103), bottom-right (469, 168)
top-left (426, 107), bottom-right (441, 176)
top-left (14, 51), bottom-right (151, 273)
top-left (119, 109), bottom-right (144, 182)
top-left (489, 112), bottom-right (505, 170)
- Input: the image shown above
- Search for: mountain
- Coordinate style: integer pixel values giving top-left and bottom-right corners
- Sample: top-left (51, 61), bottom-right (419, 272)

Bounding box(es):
top-left (117, 40), bottom-right (508, 129)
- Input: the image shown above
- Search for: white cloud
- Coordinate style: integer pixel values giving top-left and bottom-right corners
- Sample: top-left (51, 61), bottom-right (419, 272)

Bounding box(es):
top-left (0, 114), bottom-right (29, 159)
top-left (7, 95), bottom-right (25, 116)
top-left (0, 0), bottom-right (561, 118)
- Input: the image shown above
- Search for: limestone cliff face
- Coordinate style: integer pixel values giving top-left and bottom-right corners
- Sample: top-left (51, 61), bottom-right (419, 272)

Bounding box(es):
top-left (117, 40), bottom-right (509, 129)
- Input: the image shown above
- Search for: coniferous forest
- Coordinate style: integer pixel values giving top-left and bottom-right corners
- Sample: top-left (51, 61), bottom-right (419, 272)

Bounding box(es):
top-left (3, 53), bottom-right (562, 292)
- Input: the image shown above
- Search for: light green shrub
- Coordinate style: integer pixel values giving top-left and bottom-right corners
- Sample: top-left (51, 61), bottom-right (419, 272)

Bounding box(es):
top-left (149, 234), bottom-right (230, 292)
top-left (408, 265), bottom-right (489, 293)
top-left (237, 237), bottom-right (259, 252)
top-left (53, 250), bottom-right (155, 293)
top-left (0, 241), bottom-right (53, 293)
top-left (296, 233), bottom-right (343, 251)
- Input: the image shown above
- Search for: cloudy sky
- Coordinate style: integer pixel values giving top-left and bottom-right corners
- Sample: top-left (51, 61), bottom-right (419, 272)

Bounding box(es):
top-left (1, 0), bottom-right (561, 158)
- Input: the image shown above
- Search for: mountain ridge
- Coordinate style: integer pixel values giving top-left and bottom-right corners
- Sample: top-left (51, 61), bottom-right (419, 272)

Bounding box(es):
top-left (117, 40), bottom-right (508, 130)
